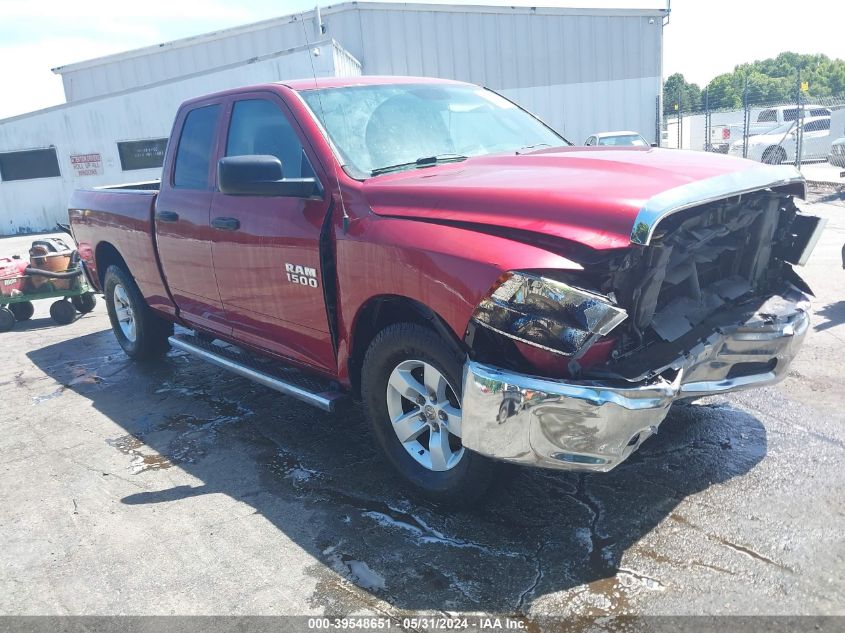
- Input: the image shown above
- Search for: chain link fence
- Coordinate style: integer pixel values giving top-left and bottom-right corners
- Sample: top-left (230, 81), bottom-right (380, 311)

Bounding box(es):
top-left (661, 71), bottom-right (845, 180)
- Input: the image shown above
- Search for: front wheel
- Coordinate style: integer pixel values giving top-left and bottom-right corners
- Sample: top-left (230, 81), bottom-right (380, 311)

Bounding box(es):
top-left (361, 323), bottom-right (496, 504)
top-left (104, 265), bottom-right (172, 360)
top-left (762, 146), bottom-right (786, 164)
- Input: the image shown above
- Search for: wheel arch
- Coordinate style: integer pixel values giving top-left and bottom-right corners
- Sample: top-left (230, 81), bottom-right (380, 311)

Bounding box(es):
top-left (94, 241), bottom-right (130, 288)
top-left (347, 294), bottom-right (466, 399)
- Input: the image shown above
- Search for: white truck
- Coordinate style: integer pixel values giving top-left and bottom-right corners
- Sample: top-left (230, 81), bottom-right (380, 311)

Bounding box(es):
top-left (709, 104), bottom-right (832, 153)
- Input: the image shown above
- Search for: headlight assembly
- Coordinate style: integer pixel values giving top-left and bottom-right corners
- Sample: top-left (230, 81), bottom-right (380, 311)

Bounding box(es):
top-left (471, 271), bottom-right (627, 356)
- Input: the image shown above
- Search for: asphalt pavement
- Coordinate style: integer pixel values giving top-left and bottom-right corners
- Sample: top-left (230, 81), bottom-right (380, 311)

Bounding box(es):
top-left (0, 197), bottom-right (843, 624)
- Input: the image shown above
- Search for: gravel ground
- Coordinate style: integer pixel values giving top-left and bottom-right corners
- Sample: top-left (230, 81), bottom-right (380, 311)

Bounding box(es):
top-left (0, 197), bottom-right (843, 625)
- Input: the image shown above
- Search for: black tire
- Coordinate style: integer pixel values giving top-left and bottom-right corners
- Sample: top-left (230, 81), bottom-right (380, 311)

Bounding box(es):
top-left (50, 300), bottom-right (76, 325)
top-left (361, 322), bottom-right (497, 505)
top-left (0, 307), bottom-right (15, 332)
top-left (9, 301), bottom-right (34, 322)
top-left (71, 292), bottom-right (97, 314)
top-left (762, 146), bottom-right (786, 164)
top-left (104, 264), bottom-right (172, 360)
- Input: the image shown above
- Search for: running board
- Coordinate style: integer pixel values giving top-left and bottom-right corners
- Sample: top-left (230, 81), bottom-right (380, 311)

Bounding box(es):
top-left (168, 334), bottom-right (346, 412)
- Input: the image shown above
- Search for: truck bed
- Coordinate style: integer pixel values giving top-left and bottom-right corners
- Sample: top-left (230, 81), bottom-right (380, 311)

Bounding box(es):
top-left (68, 181), bottom-right (175, 316)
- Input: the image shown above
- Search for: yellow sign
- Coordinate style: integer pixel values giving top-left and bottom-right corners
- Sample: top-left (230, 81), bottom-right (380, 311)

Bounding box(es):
top-left (674, 103), bottom-right (679, 111)
top-left (801, 81), bottom-right (809, 92)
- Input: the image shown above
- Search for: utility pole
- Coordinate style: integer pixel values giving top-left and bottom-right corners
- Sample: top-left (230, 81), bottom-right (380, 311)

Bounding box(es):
top-left (742, 75), bottom-right (749, 159)
top-left (677, 87), bottom-right (682, 149)
top-left (795, 67), bottom-right (804, 169)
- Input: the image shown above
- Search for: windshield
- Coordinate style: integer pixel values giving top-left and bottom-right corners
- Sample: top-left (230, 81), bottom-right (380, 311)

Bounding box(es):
top-left (766, 120), bottom-right (798, 135)
top-left (300, 83), bottom-right (569, 178)
top-left (597, 134), bottom-right (648, 147)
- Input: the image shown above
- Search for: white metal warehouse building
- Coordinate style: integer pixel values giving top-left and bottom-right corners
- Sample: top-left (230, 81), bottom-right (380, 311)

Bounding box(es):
top-left (0, 1), bottom-right (667, 235)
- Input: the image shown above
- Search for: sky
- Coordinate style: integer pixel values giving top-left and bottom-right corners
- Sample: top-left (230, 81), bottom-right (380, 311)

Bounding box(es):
top-left (0, 0), bottom-right (843, 120)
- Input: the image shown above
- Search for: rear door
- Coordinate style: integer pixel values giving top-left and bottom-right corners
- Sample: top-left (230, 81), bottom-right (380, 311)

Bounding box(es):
top-left (155, 100), bottom-right (230, 336)
top-left (209, 92), bottom-right (335, 372)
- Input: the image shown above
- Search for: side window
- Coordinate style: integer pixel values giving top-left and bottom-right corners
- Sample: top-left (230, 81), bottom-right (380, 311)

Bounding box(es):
top-left (757, 109), bottom-right (777, 123)
top-left (585, 136), bottom-right (595, 146)
top-left (804, 119), bottom-right (830, 132)
top-left (783, 108), bottom-right (798, 122)
top-left (225, 99), bottom-right (314, 179)
top-left (173, 105), bottom-right (220, 189)
top-left (810, 108), bottom-right (830, 117)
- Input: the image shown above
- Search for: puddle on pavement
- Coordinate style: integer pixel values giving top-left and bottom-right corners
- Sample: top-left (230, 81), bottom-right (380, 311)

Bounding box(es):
top-left (32, 387), bottom-right (65, 404)
top-left (106, 434), bottom-right (174, 474)
top-left (105, 408), bottom-right (246, 475)
top-left (67, 367), bottom-right (103, 386)
top-left (31, 366), bottom-right (104, 404)
top-left (263, 449), bottom-right (321, 484)
top-left (154, 380), bottom-right (254, 420)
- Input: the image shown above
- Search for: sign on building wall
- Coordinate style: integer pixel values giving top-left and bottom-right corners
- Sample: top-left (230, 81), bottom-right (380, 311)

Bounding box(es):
top-left (117, 138), bottom-right (168, 171)
top-left (70, 153), bottom-right (104, 176)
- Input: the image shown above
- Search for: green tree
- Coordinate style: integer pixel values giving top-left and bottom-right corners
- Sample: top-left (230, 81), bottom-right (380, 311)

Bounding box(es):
top-left (705, 74), bottom-right (741, 110)
top-left (663, 73), bottom-right (703, 114)
top-left (698, 53), bottom-right (845, 109)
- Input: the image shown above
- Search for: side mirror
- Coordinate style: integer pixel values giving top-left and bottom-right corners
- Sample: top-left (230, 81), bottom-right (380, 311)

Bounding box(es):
top-left (218, 155), bottom-right (322, 198)
top-left (650, 142), bottom-right (658, 148)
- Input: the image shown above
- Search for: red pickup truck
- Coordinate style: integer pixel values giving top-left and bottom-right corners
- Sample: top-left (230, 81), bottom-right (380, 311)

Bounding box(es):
top-left (69, 76), bottom-right (823, 503)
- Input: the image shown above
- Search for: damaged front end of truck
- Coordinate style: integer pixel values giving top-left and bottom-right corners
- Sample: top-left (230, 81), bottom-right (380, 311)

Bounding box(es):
top-left (461, 166), bottom-right (825, 471)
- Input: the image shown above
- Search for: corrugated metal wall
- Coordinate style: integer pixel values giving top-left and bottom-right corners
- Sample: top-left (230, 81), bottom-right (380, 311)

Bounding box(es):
top-left (348, 5), bottom-right (662, 143)
top-left (55, 3), bottom-right (663, 145)
top-left (0, 42), bottom-right (359, 234)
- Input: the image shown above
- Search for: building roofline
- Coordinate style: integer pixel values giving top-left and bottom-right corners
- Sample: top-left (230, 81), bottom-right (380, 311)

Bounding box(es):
top-left (52, 1), bottom-right (667, 75)
top-left (6, 40), bottom-right (348, 125)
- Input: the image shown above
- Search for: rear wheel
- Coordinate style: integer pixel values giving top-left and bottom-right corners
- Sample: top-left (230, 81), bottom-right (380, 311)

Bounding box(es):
top-left (71, 292), bottom-right (97, 314)
top-left (0, 307), bottom-right (15, 332)
top-left (9, 301), bottom-right (34, 322)
top-left (361, 323), bottom-right (496, 504)
top-left (104, 265), bottom-right (172, 360)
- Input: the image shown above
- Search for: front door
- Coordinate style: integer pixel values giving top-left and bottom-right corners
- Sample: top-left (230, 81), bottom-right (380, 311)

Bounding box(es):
top-left (156, 101), bottom-right (230, 336)
top-left (801, 118), bottom-right (831, 161)
top-left (209, 94), bottom-right (334, 372)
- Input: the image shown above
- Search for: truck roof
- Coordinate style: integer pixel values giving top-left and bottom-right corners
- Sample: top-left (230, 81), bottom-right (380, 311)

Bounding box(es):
top-left (282, 75), bottom-right (470, 91)
top-left (178, 75), bottom-right (472, 108)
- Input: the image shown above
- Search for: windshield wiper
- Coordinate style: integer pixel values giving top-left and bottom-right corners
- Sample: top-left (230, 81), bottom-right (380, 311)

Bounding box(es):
top-left (371, 153), bottom-right (468, 176)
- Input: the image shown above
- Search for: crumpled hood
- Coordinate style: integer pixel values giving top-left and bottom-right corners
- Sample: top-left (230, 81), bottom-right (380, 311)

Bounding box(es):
top-left (362, 147), bottom-right (802, 250)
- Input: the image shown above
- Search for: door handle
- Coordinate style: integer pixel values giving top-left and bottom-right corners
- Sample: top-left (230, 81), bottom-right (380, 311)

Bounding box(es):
top-left (155, 210), bottom-right (179, 222)
top-left (211, 217), bottom-right (241, 231)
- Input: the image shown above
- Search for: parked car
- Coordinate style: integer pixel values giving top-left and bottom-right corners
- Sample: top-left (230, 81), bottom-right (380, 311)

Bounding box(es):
top-left (712, 104), bottom-right (832, 150)
top-left (749, 104), bottom-right (831, 135)
top-left (728, 116), bottom-right (832, 163)
top-left (584, 131), bottom-right (650, 147)
top-left (68, 77), bottom-right (823, 503)
top-left (829, 137), bottom-right (845, 167)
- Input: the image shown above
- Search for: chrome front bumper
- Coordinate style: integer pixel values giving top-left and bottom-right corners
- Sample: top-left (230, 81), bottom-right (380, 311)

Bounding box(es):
top-left (461, 296), bottom-right (810, 472)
